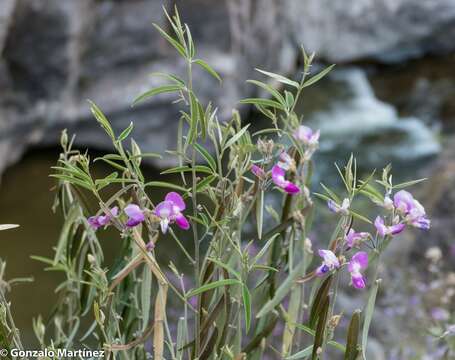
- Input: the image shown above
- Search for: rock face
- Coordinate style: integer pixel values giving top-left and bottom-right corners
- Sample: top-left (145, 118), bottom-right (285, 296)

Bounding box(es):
top-left (1, 0), bottom-right (454, 174)
top-left (291, 0), bottom-right (455, 63)
top-left (0, 0), bottom-right (296, 173)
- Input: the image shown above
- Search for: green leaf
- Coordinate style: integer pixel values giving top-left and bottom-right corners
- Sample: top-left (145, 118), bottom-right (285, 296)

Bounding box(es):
top-left (141, 265), bottom-right (152, 331)
top-left (194, 59), bottom-right (222, 83)
top-left (311, 295), bottom-right (330, 360)
top-left (240, 98), bottom-right (284, 110)
top-left (152, 23), bottom-right (187, 57)
top-left (393, 178), bottom-right (427, 190)
top-left (256, 190), bottom-right (264, 239)
top-left (118, 122), bottom-right (134, 141)
top-left (194, 143), bottom-right (217, 172)
top-left (132, 84), bottom-right (183, 106)
top-left (149, 72), bottom-right (185, 86)
top-left (145, 181), bottom-right (188, 193)
top-left (160, 165), bottom-right (213, 175)
top-left (186, 279), bottom-right (241, 298)
top-left (207, 258), bottom-right (241, 280)
top-left (246, 79), bottom-right (286, 105)
top-left (88, 100), bottom-right (115, 140)
top-left (303, 64), bottom-right (335, 88)
top-left (255, 68), bottom-right (300, 88)
top-left (286, 345), bottom-right (313, 360)
top-left (309, 275), bottom-right (333, 329)
top-left (256, 260), bottom-right (308, 318)
top-left (345, 310), bottom-right (361, 360)
top-left (362, 279), bottom-right (380, 359)
top-left (223, 124), bottom-right (251, 151)
top-left (242, 284), bottom-right (252, 333)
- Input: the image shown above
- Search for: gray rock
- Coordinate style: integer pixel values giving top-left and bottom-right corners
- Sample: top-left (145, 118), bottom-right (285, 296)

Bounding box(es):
top-left (291, 0), bottom-right (455, 63)
top-left (0, 0), bottom-right (297, 174)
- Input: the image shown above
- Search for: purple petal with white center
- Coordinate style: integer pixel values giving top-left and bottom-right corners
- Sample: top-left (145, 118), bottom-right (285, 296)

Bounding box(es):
top-left (393, 190), bottom-right (415, 214)
top-left (124, 204), bottom-right (145, 227)
top-left (318, 249), bottom-right (340, 268)
top-left (351, 251), bottom-right (368, 269)
top-left (374, 216), bottom-right (387, 237)
top-left (165, 192), bottom-right (186, 212)
top-left (155, 201), bottom-right (173, 219)
top-left (272, 165), bottom-right (287, 188)
top-left (175, 213), bottom-right (190, 230)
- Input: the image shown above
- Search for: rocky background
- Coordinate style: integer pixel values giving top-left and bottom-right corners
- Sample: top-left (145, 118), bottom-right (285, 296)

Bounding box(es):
top-left (1, 0), bottom-right (455, 357)
top-left (1, 0), bottom-right (455, 173)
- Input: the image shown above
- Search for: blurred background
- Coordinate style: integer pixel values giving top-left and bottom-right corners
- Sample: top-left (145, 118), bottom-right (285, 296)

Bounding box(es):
top-left (0, 0), bottom-right (454, 357)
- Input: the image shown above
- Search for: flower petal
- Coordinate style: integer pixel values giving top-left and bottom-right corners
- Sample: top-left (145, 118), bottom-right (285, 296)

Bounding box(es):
top-left (155, 201), bottom-right (173, 219)
top-left (124, 204), bottom-right (145, 227)
top-left (374, 216), bottom-right (387, 237)
top-left (251, 164), bottom-right (266, 179)
top-left (393, 190), bottom-right (414, 214)
top-left (390, 223), bottom-right (406, 235)
top-left (351, 251), bottom-right (368, 269)
top-left (175, 213), bottom-right (190, 230)
top-left (351, 273), bottom-right (366, 289)
top-left (88, 216), bottom-right (101, 229)
top-left (284, 181), bottom-right (301, 194)
top-left (271, 165), bottom-right (287, 188)
top-left (165, 192), bottom-right (186, 211)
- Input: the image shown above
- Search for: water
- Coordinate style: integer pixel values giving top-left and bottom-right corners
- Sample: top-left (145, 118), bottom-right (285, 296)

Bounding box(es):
top-left (301, 68), bottom-right (440, 185)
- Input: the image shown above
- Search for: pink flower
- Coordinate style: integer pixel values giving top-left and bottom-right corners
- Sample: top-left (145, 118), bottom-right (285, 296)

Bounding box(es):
top-left (88, 206), bottom-right (119, 229)
top-left (293, 125), bottom-right (320, 147)
top-left (251, 164), bottom-right (266, 179)
top-left (124, 204), bottom-right (146, 227)
top-left (374, 216), bottom-right (405, 237)
top-left (345, 228), bottom-right (369, 249)
top-left (154, 192), bottom-right (190, 234)
top-left (271, 165), bottom-right (300, 195)
top-left (315, 249), bottom-right (340, 276)
top-left (394, 190), bottom-right (430, 230)
top-left (348, 251), bottom-right (368, 289)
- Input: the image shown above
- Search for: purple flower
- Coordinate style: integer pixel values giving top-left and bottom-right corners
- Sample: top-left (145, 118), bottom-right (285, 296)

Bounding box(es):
top-left (293, 125), bottom-right (320, 147)
top-left (88, 206), bottom-right (119, 229)
top-left (348, 251), bottom-right (368, 289)
top-left (394, 190), bottom-right (430, 230)
top-left (154, 192), bottom-right (190, 234)
top-left (345, 228), bottom-right (369, 249)
top-left (315, 249), bottom-right (340, 276)
top-left (327, 198), bottom-right (350, 215)
top-left (277, 151), bottom-right (294, 171)
top-left (374, 216), bottom-right (405, 237)
top-left (271, 165), bottom-right (300, 195)
top-left (251, 164), bottom-right (266, 179)
top-left (124, 204), bottom-right (146, 227)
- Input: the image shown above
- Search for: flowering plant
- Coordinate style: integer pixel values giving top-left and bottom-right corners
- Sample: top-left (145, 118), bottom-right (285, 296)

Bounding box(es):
top-left (0, 8), bottom-right (433, 360)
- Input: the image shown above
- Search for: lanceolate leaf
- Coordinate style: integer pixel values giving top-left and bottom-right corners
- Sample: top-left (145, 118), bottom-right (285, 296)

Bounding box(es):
top-left (186, 279), bottom-right (241, 298)
top-left (132, 84), bottom-right (183, 106)
top-left (362, 279), bottom-right (380, 359)
top-left (255, 68), bottom-right (300, 88)
top-left (345, 310), bottom-right (361, 360)
top-left (303, 64), bottom-right (335, 88)
top-left (194, 59), bottom-right (222, 83)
